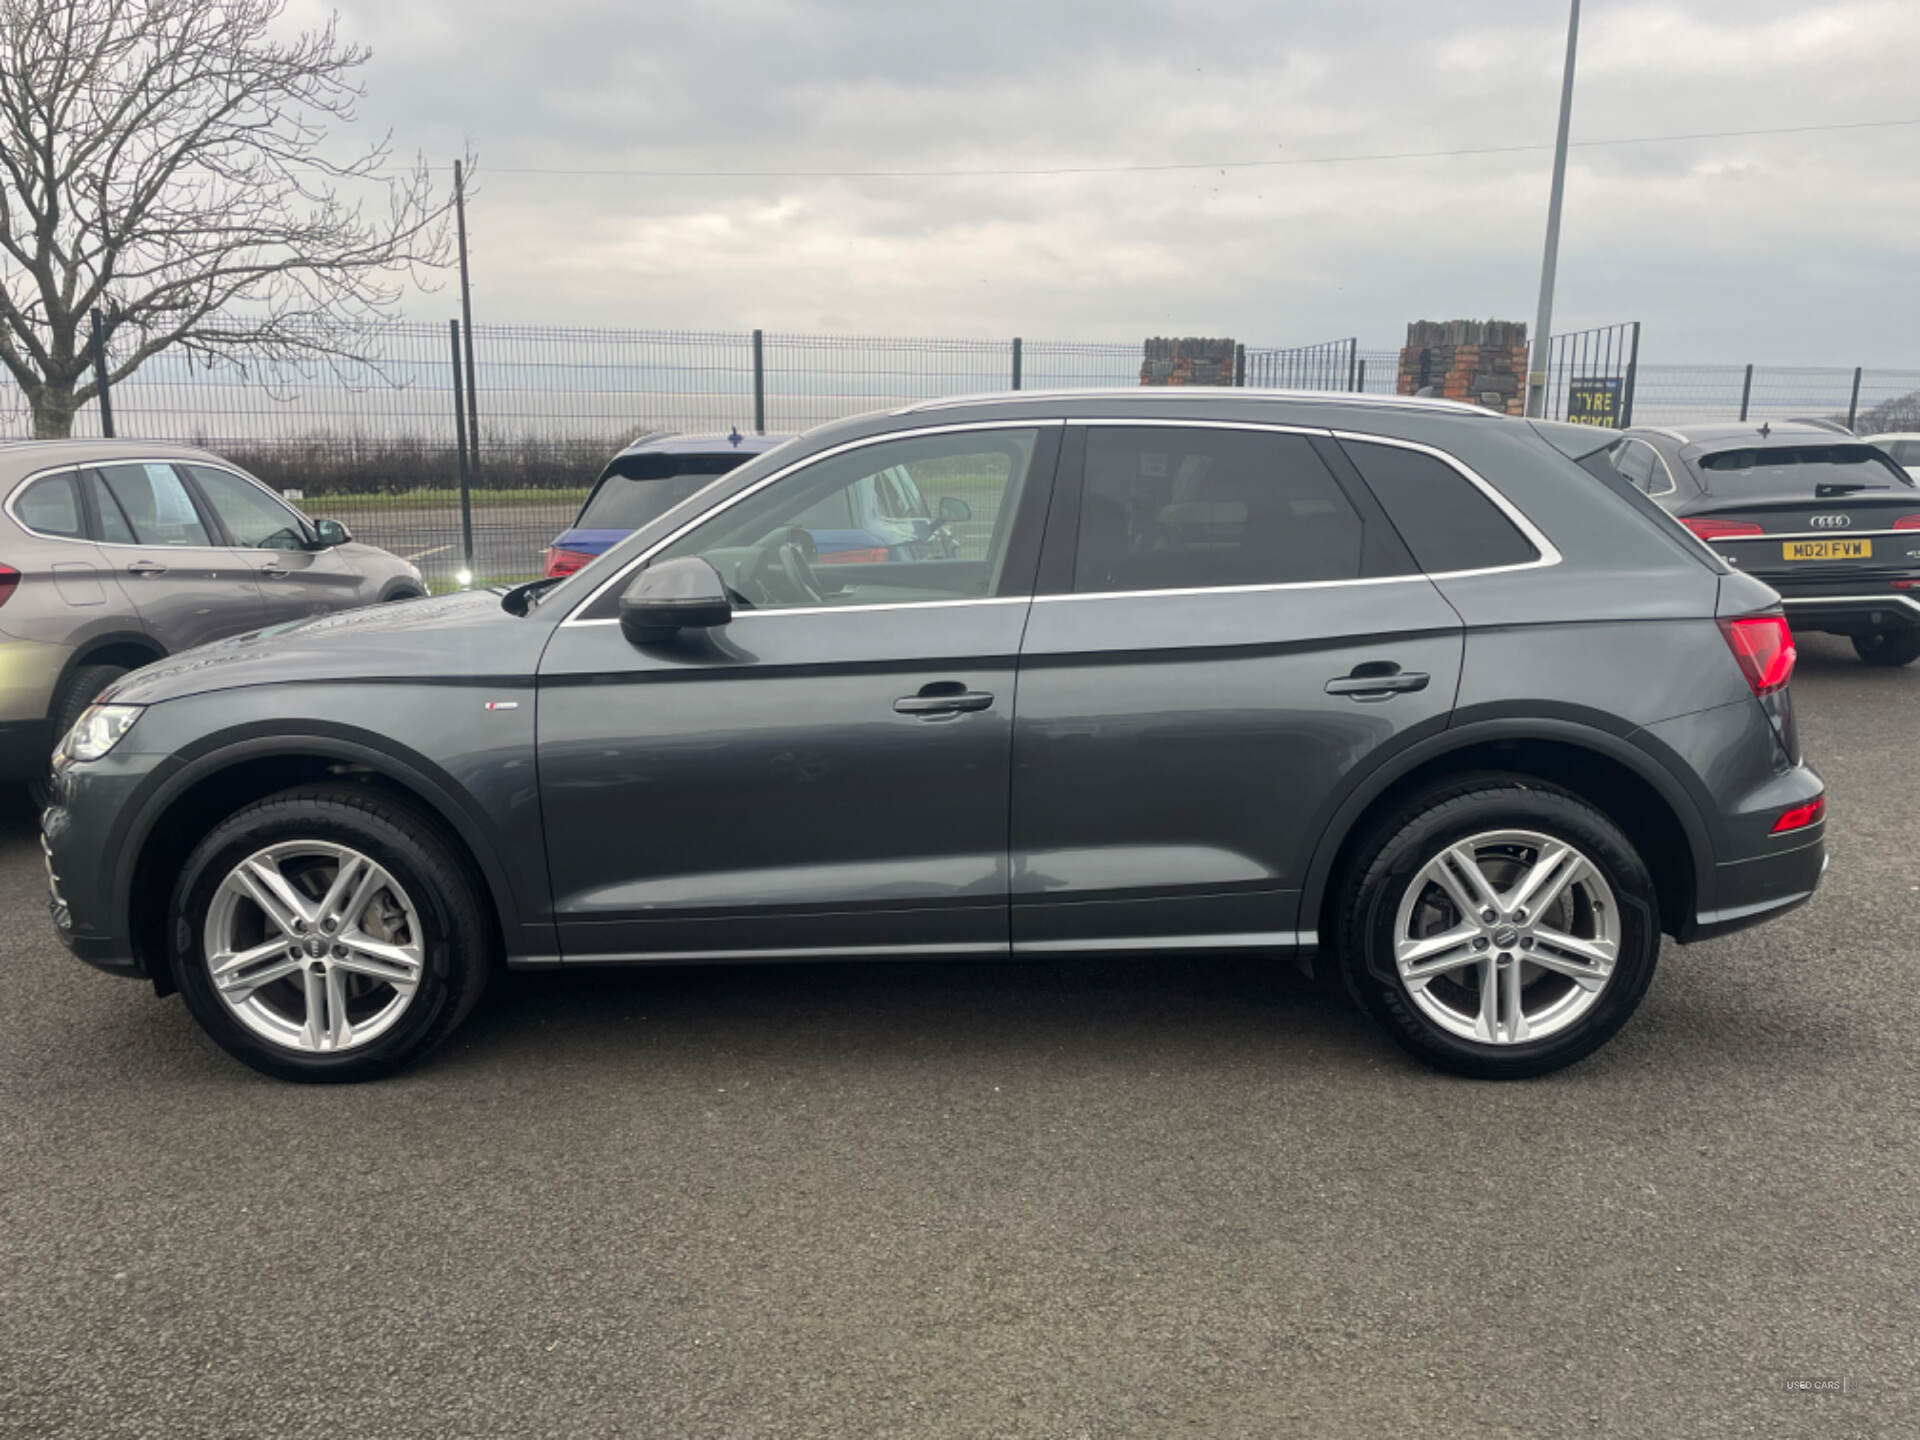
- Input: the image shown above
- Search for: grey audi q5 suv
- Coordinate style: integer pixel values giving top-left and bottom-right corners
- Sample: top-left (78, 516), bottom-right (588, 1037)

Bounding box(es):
top-left (43, 391), bottom-right (1826, 1082)
top-left (0, 440), bottom-right (426, 793)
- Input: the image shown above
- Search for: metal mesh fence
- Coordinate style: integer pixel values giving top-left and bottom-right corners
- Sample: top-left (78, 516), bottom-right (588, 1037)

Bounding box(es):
top-left (7, 319), bottom-right (1920, 590)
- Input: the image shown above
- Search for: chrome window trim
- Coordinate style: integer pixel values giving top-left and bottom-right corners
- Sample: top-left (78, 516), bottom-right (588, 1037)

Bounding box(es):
top-left (558, 418), bottom-right (1064, 626)
top-left (1012, 930), bottom-right (1310, 954)
top-left (1621, 437), bottom-right (1678, 497)
top-left (6, 455), bottom-right (301, 553)
top-left (564, 595), bottom-right (1031, 627)
top-left (1780, 594), bottom-right (1920, 618)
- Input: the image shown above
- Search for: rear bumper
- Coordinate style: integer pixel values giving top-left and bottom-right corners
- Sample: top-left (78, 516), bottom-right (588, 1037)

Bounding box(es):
top-left (1682, 831), bottom-right (1826, 942)
top-left (1776, 591), bottom-right (1920, 634)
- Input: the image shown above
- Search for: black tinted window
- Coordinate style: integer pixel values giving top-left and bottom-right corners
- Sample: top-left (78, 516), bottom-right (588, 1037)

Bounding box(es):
top-left (577, 453), bottom-right (751, 530)
top-left (15, 472), bottom-right (83, 538)
top-left (1073, 427), bottom-right (1364, 593)
top-left (1697, 444), bottom-right (1912, 492)
top-left (1343, 440), bottom-right (1539, 573)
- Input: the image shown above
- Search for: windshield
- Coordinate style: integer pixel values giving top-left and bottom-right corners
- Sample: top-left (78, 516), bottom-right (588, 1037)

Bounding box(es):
top-left (1695, 443), bottom-right (1913, 493)
top-left (575, 453), bottom-right (752, 529)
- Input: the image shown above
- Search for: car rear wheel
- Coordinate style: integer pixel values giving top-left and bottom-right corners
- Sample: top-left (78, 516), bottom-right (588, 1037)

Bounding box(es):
top-left (1337, 775), bottom-right (1660, 1079)
top-left (1850, 629), bottom-right (1920, 667)
top-left (170, 784), bottom-right (492, 1082)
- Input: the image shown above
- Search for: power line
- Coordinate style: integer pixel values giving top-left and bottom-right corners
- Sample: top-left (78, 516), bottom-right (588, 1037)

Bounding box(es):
top-left (470, 116), bottom-right (1920, 181)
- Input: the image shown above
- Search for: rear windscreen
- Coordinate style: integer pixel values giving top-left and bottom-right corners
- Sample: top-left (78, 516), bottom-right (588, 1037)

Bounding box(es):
top-left (576, 453), bottom-right (751, 529)
top-left (1695, 444), bottom-right (1913, 493)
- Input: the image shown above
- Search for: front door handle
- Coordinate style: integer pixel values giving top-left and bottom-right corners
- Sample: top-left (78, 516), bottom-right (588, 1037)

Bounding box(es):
top-left (125, 560), bottom-right (168, 577)
top-left (894, 683), bottom-right (994, 717)
top-left (1325, 664), bottom-right (1430, 700)
top-left (259, 563), bottom-right (289, 579)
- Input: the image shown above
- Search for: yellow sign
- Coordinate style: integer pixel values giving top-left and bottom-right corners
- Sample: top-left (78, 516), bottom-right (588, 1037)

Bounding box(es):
top-left (1784, 539), bottom-right (1870, 561)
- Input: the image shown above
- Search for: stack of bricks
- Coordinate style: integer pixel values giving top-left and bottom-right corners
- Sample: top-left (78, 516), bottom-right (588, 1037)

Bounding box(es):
top-left (1396, 319), bottom-right (1529, 413)
top-left (1140, 337), bottom-right (1236, 386)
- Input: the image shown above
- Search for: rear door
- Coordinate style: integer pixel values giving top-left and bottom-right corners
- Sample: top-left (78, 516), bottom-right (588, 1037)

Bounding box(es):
top-left (1009, 421), bottom-right (1467, 955)
top-left (179, 462), bottom-right (361, 624)
top-left (84, 462), bottom-right (265, 651)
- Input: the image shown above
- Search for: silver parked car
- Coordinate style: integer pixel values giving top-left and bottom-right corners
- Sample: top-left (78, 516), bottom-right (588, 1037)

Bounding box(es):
top-left (0, 440), bottom-right (425, 791)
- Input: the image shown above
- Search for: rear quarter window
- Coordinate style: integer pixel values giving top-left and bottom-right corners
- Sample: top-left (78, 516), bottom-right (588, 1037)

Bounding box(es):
top-left (1341, 440), bottom-right (1539, 573)
top-left (14, 472), bottom-right (85, 538)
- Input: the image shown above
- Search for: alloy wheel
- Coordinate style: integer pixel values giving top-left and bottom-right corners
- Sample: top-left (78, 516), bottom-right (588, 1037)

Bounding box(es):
top-left (203, 840), bottom-right (425, 1054)
top-left (1392, 828), bottom-right (1618, 1046)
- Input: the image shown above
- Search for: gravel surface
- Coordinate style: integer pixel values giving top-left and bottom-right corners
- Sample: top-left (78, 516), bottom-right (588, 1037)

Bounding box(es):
top-left (1, 632), bottom-right (1913, 1439)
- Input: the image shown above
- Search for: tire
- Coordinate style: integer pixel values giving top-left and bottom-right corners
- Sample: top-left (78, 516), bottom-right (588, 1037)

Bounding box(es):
top-left (1335, 774), bottom-right (1660, 1080)
top-left (29, 662), bottom-right (130, 808)
top-left (1851, 629), bottom-right (1920, 667)
top-left (169, 783), bottom-right (493, 1082)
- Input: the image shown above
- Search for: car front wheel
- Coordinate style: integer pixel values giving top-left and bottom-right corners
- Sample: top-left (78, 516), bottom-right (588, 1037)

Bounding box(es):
top-left (1337, 776), bottom-right (1660, 1079)
top-left (170, 784), bottom-right (493, 1082)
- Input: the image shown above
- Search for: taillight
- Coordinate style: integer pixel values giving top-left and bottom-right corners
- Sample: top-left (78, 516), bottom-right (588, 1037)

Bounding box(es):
top-left (817, 547), bottom-right (889, 565)
top-left (1893, 515), bottom-right (1920, 530)
top-left (1683, 518), bottom-right (1764, 540)
top-left (0, 564), bottom-right (16, 607)
top-left (1771, 795), bottom-right (1826, 834)
top-left (1718, 614), bottom-right (1796, 695)
top-left (545, 547), bottom-right (594, 578)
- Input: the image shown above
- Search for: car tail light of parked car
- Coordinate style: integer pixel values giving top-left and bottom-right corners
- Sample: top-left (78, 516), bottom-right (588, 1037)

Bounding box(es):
top-left (0, 563), bottom-right (18, 607)
top-left (545, 546), bottom-right (596, 578)
top-left (1682, 517), bottom-right (1764, 540)
top-left (1893, 514), bottom-right (1920, 530)
top-left (816, 547), bottom-right (889, 564)
top-left (1719, 614), bottom-right (1796, 695)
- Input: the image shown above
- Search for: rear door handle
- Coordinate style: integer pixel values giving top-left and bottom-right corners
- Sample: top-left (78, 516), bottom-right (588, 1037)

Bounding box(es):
top-left (1325, 666), bottom-right (1430, 700)
top-left (125, 560), bottom-right (168, 577)
top-left (894, 685), bottom-right (994, 716)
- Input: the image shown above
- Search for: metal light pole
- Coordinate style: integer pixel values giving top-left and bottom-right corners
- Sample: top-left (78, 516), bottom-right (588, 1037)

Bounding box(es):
top-left (1525, 0), bottom-right (1581, 419)
top-left (453, 160), bottom-right (480, 585)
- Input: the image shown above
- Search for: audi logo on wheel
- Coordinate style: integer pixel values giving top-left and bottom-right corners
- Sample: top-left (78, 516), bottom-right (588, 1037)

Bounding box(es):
top-left (1809, 514), bottom-right (1852, 529)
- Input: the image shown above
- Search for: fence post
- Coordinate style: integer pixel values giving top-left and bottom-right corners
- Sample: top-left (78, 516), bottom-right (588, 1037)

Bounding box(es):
top-left (1738, 364), bottom-right (1754, 422)
top-left (1011, 336), bottom-right (1022, 391)
top-left (449, 320), bottom-right (474, 586)
top-left (1233, 343), bottom-right (1246, 387)
top-left (1847, 366), bottom-right (1863, 432)
top-left (1356, 358), bottom-right (1367, 394)
top-left (1621, 321), bottom-right (1641, 427)
top-left (752, 329), bottom-right (766, 434)
top-left (1348, 338), bottom-right (1359, 392)
top-left (88, 308), bottom-right (114, 439)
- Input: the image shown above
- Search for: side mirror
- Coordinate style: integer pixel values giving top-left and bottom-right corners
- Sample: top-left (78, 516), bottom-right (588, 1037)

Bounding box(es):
top-left (312, 518), bottom-right (352, 547)
top-left (937, 496), bottom-right (971, 525)
top-left (619, 556), bottom-right (732, 645)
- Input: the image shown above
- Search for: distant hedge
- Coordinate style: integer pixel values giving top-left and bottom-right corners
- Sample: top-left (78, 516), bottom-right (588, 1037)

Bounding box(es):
top-left (209, 433), bottom-right (645, 496)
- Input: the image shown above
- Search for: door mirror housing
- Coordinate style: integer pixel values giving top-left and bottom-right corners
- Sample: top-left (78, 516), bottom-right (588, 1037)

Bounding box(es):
top-left (618, 556), bottom-right (733, 645)
top-left (937, 496), bottom-right (971, 525)
top-left (311, 518), bottom-right (352, 547)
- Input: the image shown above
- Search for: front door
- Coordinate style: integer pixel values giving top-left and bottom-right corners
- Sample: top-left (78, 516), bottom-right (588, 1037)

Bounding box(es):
top-left (179, 462), bottom-right (361, 625)
top-left (83, 462), bottom-right (266, 651)
top-left (536, 422), bottom-right (1060, 961)
top-left (1011, 421), bottom-right (1466, 953)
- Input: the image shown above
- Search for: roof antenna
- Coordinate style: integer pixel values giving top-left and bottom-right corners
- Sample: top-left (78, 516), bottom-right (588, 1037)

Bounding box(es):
top-left (1758, 421), bottom-right (1771, 438)
top-left (729, 426), bottom-right (743, 448)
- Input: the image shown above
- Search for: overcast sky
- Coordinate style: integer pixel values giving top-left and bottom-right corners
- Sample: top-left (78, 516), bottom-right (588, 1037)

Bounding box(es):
top-left (308, 0), bottom-right (1919, 365)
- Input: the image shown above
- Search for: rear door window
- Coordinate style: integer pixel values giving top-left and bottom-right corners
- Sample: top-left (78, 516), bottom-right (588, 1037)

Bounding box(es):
top-left (1071, 427), bottom-right (1368, 593)
top-left (14, 471), bottom-right (85, 538)
top-left (90, 463), bottom-right (215, 547)
top-left (1342, 440), bottom-right (1540, 574)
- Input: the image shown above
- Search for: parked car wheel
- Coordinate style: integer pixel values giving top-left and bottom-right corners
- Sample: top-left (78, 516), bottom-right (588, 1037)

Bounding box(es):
top-left (170, 784), bottom-right (492, 1082)
top-left (1850, 630), bottom-right (1920, 667)
top-left (28, 662), bottom-right (130, 809)
top-left (1338, 776), bottom-right (1659, 1079)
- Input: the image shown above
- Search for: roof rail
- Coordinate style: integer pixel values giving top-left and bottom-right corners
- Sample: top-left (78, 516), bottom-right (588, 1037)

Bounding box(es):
top-left (892, 386), bottom-right (1499, 417)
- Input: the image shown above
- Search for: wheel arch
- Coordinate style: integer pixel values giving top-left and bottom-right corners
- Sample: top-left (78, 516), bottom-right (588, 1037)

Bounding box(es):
top-left (49, 630), bottom-right (166, 714)
top-left (1302, 718), bottom-right (1714, 960)
top-left (118, 726), bottom-right (529, 994)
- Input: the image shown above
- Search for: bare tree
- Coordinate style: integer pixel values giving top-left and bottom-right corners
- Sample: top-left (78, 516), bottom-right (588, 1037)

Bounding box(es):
top-left (0, 0), bottom-right (456, 437)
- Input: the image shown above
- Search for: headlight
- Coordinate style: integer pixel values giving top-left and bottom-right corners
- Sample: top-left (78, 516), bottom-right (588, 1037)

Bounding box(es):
top-left (63, 703), bottom-right (143, 762)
